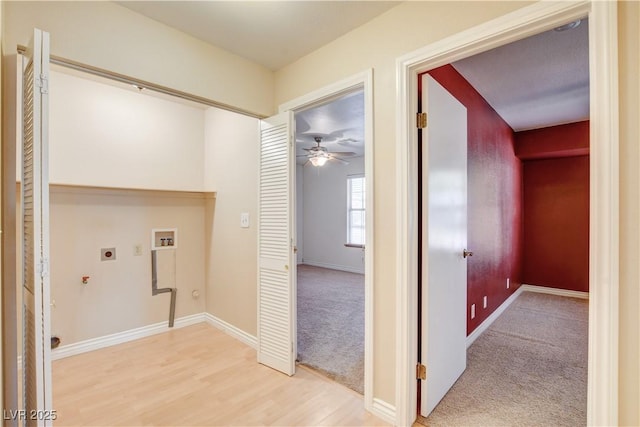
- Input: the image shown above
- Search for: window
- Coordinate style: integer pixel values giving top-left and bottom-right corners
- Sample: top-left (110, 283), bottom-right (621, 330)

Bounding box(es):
top-left (347, 175), bottom-right (366, 246)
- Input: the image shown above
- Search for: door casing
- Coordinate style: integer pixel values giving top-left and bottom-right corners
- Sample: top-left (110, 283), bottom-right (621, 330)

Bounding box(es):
top-left (278, 69), bottom-right (375, 413)
top-left (395, 1), bottom-right (619, 426)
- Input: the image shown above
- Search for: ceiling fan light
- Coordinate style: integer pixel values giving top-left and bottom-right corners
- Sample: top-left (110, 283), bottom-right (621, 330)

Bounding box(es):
top-left (310, 155), bottom-right (328, 167)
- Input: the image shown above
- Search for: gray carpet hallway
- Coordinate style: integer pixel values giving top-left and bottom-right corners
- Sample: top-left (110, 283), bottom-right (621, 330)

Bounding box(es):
top-left (296, 264), bottom-right (365, 394)
top-left (423, 291), bottom-right (588, 427)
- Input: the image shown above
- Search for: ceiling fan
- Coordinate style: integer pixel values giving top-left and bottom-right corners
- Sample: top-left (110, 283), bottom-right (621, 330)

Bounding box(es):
top-left (298, 136), bottom-right (356, 167)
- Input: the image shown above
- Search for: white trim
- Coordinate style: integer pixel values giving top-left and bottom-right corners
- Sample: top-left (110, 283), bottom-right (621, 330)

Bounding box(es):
top-left (46, 313), bottom-right (259, 363)
top-left (278, 71), bottom-right (370, 114)
top-left (204, 313), bottom-right (257, 349)
top-left (395, 2), bottom-right (618, 426)
top-left (586, 2), bottom-right (619, 425)
top-left (521, 284), bottom-right (589, 300)
top-left (466, 287), bottom-right (524, 348)
top-left (371, 398), bottom-right (396, 425)
top-left (301, 260), bottom-right (364, 275)
top-left (278, 69), bottom-right (375, 413)
top-left (51, 313), bottom-right (205, 360)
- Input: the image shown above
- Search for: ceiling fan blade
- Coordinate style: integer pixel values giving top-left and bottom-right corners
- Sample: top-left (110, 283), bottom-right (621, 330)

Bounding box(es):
top-left (330, 156), bottom-right (349, 165)
top-left (328, 151), bottom-right (357, 156)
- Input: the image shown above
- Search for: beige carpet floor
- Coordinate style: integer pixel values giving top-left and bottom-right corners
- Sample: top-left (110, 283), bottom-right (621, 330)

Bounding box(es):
top-left (296, 264), bottom-right (365, 394)
top-left (423, 291), bottom-right (588, 427)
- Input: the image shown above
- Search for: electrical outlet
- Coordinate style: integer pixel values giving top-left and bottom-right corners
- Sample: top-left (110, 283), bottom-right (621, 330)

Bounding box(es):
top-left (471, 304), bottom-right (476, 319)
top-left (483, 296), bottom-right (488, 309)
top-left (101, 247), bottom-right (116, 261)
top-left (240, 212), bottom-right (250, 228)
top-left (507, 278), bottom-right (510, 289)
top-left (134, 244), bottom-right (143, 256)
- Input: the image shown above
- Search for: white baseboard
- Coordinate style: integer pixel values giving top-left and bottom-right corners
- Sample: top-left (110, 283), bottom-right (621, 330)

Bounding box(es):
top-left (466, 287), bottom-right (524, 348)
top-left (204, 313), bottom-right (257, 349)
top-left (45, 312), bottom-right (257, 363)
top-left (51, 313), bottom-right (205, 360)
top-left (466, 283), bottom-right (590, 348)
top-left (301, 260), bottom-right (364, 275)
top-left (371, 398), bottom-right (396, 425)
top-left (521, 284), bottom-right (589, 299)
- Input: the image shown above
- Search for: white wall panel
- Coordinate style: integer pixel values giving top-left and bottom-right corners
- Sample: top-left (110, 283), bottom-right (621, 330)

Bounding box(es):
top-left (302, 156), bottom-right (365, 273)
top-left (296, 165), bottom-right (304, 263)
top-left (48, 70), bottom-right (206, 191)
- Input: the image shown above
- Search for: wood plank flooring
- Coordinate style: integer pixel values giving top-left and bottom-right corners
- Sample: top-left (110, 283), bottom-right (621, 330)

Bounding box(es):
top-left (52, 323), bottom-right (388, 426)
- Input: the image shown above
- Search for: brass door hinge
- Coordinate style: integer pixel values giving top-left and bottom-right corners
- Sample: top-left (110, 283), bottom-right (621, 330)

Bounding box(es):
top-left (416, 363), bottom-right (427, 380)
top-left (417, 112), bottom-right (427, 129)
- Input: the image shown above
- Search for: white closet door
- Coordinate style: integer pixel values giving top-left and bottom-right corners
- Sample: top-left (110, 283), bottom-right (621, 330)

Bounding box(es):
top-left (22, 28), bottom-right (53, 426)
top-left (257, 111), bottom-right (296, 376)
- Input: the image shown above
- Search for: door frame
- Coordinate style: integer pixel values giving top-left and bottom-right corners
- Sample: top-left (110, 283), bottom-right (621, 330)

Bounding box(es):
top-left (278, 69), bottom-right (374, 410)
top-left (395, 1), bottom-right (619, 426)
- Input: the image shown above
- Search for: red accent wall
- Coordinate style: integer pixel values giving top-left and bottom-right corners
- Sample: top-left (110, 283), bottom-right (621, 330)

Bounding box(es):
top-left (516, 123), bottom-right (590, 292)
top-left (426, 65), bottom-right (524, 335)
top-left (515, 121), bottom-right (589, 160)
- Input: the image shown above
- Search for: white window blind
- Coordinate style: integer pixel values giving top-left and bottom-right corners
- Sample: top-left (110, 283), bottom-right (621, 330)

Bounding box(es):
top-left (347, 175), bottom-right (365, 245)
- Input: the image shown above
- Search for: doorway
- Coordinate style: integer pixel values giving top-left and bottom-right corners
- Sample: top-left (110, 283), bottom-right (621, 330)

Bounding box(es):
top-left (417, 17), bottom-right (591, 423)
top-left (278, 70), bottom-right (374, 406)
top-left (294, 89), bottom-right (366, 394)
top-left (395, 2), bottom-right (619, 426)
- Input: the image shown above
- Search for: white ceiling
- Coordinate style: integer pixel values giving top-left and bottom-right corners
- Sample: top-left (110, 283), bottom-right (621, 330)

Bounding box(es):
top-left (452, 18), bottom-right (589, 132)
top-left (116, 1), bottom-right (589, 148)
top-left (116, 1), bottom-right (400, 71)
top-left (295, 90), bottom-right (364, 164)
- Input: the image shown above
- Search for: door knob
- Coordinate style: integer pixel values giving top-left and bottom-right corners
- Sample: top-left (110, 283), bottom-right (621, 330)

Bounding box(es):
top-left (463, 249), bottom-right (473, 258)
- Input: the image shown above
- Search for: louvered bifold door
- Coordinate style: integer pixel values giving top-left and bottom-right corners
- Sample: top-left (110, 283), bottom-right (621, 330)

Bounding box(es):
top-left (22, 28), bottom-right (53, 426)
top-left (257, 111), bottom-right (296, 376)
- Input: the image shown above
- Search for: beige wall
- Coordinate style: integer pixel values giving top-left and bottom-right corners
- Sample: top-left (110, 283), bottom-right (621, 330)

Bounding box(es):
top-left (618, 2), bottom-right (640, 425)
top-left (204, 108), bottom-right (260, 335)
top-left (46, 69), bottom-right (207, 191)
top-left (3, 1), bottom-right (273, 117)
top-left (17, 186), bottom-right (207, 346)
top-left (274, 0), bottom-right (532, 403)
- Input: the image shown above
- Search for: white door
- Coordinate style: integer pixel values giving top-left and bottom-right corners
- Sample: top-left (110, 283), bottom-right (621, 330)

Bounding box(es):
top-left (22, 28), bottom-right (53, 425)
top-left (420, 74), bottom-right (468, 417)
top-left (257, 111), bottom-right (297, 376)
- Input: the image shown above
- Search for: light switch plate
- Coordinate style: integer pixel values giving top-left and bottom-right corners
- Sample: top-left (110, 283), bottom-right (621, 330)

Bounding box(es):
top-left (240, 212), bottom-right (250, 228)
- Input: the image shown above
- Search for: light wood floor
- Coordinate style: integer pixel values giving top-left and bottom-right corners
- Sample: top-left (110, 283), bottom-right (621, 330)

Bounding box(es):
top-left (52, 323), bottom-right (388, 426)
